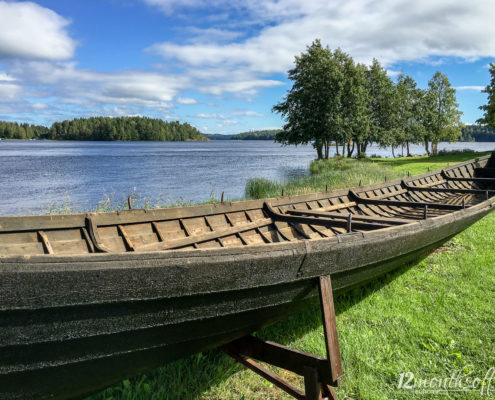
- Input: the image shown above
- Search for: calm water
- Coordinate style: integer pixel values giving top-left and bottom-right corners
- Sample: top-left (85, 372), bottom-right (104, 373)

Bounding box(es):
top-left (0, 140), bottom-right (493, 216)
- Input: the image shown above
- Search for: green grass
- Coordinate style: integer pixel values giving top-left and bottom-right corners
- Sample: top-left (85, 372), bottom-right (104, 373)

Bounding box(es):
top-left (86, 150), bottom-right (495, 400)
top-left (369, 150), bottom-right (492, 176)
top-left (245, 151), bottom-right (490, 200)
top-left (245, 157), bottom-right (403, 199)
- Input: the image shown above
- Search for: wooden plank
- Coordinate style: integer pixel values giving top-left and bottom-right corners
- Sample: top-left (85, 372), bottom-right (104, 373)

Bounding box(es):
top-left (135, 218), bottom-right (273, 252)
top-left (286, 209), bottom-right (411, 225)
top-left (442, 170), bottom-right (495, 183)
top-left (402, 181), bottom-right (491, 195)
top-left (349, 190), bottom-right (463, 210)
top-left (321, 201), bottom-right (356, 212)
top-left (81, 227), bottom-right (95, 253)
top-left (37, 231), bottom-right (54, 255)
top-left (118, 225), bottom-right (135, 251)
top-left (319, 276), bottom-right (343, 384)
top-left (151, 221), bottom-right (165, 242)
top-left (221, 348), bottom-right (305, 400)
top-left (264, 203), bottom-right (395, 230)
top-left (223, 335), bottom-right (333, 385)
top-left (86, 215), bottom-right (112, 253)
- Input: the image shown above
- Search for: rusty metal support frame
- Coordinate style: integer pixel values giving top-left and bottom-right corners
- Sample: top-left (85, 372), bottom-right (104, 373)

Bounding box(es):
top-left (221, 276), bottom-right (343, 400)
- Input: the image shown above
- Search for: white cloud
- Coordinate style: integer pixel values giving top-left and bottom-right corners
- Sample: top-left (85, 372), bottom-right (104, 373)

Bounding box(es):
top-left (456, 86), bottom-right (485, 91)
top-left (195, 113), bottom-right (217, 118)
top-left (0, 1), bottom-right (76, 60)
top-left (232, 110), bottom-right (265, 117)
top-left (200, 79), bottom-right (284, 95)
top-left (0, 72), bottom-right (16, 81)
top-left (31, 102), bottom-right (48, 110)
top-left (149, 0), bottom-right (495, 73)
top-left (0, 82), bottom-right (21, 101)
top-left (177, 97), bottom-right (198, 104)
top-left (8, 61), bottom-right (188, 110)
top-left (186, 27), bottom-right (244, 44)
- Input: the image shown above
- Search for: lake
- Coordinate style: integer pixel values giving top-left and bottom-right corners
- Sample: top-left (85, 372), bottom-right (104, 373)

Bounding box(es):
top-left (0, 140), bottom-right (493, 216)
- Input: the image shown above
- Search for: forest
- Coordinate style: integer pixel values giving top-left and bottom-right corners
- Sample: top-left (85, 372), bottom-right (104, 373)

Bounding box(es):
top-left (205, 129), bottom-right (281, 140)
top-left (0, 117), bottom-right (206, 141)
top-left (461, 125), bottom-right (495, 141)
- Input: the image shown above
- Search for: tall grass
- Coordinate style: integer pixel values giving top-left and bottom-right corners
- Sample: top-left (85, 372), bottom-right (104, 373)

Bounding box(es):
top-left (246, 157), bottom-right (403, 199)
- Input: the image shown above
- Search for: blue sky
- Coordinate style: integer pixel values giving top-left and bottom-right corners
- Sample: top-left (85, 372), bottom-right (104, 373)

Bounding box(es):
top-left (0, 0), bottom-right (493, 134)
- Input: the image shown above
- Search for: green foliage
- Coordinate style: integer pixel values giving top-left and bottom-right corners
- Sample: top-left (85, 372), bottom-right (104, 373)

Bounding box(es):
top-left (477, 62), bottom-right (495, 128)
top-left (272, 41), bottom-right (466, 159)
top-left (48, 117), bottom-right (206, 141)
top-left (366, 59), bottom-right (397, 154)
top-left (273, 40), bottom-right (346, 159)
top-left (0, 121), bottom-right (49, 139)
top-left (461, 125), bottom-right (495, 141)
top-left (245, 157), bottom-right (402, 199)
top-left (422, 72), bottom-right (463, 155)
top-left (205, 130), bottom-right (280, 140)
top-left (232, 130), bottom-right (280, 140)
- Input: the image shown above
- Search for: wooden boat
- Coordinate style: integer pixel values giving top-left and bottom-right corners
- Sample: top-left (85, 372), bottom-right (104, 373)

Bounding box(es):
top-left (1, 153), bottom-right (495, 400)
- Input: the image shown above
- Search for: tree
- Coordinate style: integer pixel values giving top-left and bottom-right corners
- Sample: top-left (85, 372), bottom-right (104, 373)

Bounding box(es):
top-left (395, 74), bottom-right (426, 156)
top-left (342, 62), bottom-right (371, 157)
top-left (477, 63), bottom-right (495, 128)
top-left (273, 40), bottom-right (343, 159)
top-left (423, 71), bottom-right (463, 155)
top-left (365, 59), bottom-right (397, 157)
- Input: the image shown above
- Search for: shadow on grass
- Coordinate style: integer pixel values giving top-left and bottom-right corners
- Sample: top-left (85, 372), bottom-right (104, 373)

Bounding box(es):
top-left (89, 257), bottom-right (428, 400)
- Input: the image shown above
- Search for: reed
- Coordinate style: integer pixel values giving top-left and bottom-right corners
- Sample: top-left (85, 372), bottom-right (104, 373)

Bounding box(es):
top-left (246, 157), bottom-right (402, 199)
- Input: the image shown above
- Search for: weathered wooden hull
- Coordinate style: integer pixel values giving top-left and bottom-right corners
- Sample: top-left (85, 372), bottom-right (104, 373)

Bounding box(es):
top-left (1, 154), bottom-right (494, 399)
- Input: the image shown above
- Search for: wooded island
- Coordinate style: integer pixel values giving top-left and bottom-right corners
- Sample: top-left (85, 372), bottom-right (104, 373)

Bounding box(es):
top-left (0, 116), bottom-right (206, 141)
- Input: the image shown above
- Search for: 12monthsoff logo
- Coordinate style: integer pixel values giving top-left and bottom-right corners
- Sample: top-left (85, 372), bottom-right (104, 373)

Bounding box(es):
top-left (397, 366), bottom-right (495, 395)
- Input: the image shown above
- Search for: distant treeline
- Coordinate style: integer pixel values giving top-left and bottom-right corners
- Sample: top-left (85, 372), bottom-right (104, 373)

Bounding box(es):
top-left (205, 129), bottom-right (280, 140)
top-left (0, 117), bottom-right (207, 141)
top-left (0, 121), bottom-right (49, 139)
top-left (461, 125), bottom-right (495, 142)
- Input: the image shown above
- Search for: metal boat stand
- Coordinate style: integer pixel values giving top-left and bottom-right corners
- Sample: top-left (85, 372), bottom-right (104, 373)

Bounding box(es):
top-left (221, 276), bottom-right (343, 400)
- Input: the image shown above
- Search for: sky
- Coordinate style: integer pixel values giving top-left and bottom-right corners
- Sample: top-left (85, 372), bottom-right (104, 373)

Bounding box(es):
top-left (0, 0), bottom-right (494, 134)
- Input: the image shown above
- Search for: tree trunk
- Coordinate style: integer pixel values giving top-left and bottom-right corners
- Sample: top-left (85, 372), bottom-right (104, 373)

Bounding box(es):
top-left (406, 141), bottom-right (411, 157)
top-left (424, 139), bottom-right (430, 156)
top-left (432, 142), bottom-right (438, 156)
top-left (391, 146), bottom-right (395, 158)
top-left (324, 138), bottom-right (329, 159)
top-left (315, 139), bottom-right (323, 159)
top-left (342, 143), bottom-right (345, 157)
top-left (335, 142), bottom-right (340, 156)
top-left (361, 141), bottom-right (368, 156)
top-left (401, 144), bottom-right (404, 157)
top-left (347, 141), bottom-right (355, 158)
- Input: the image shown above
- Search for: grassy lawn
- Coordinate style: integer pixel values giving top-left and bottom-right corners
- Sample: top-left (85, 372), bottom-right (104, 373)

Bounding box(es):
top-left (88, 151), bottom-right (495, 400)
